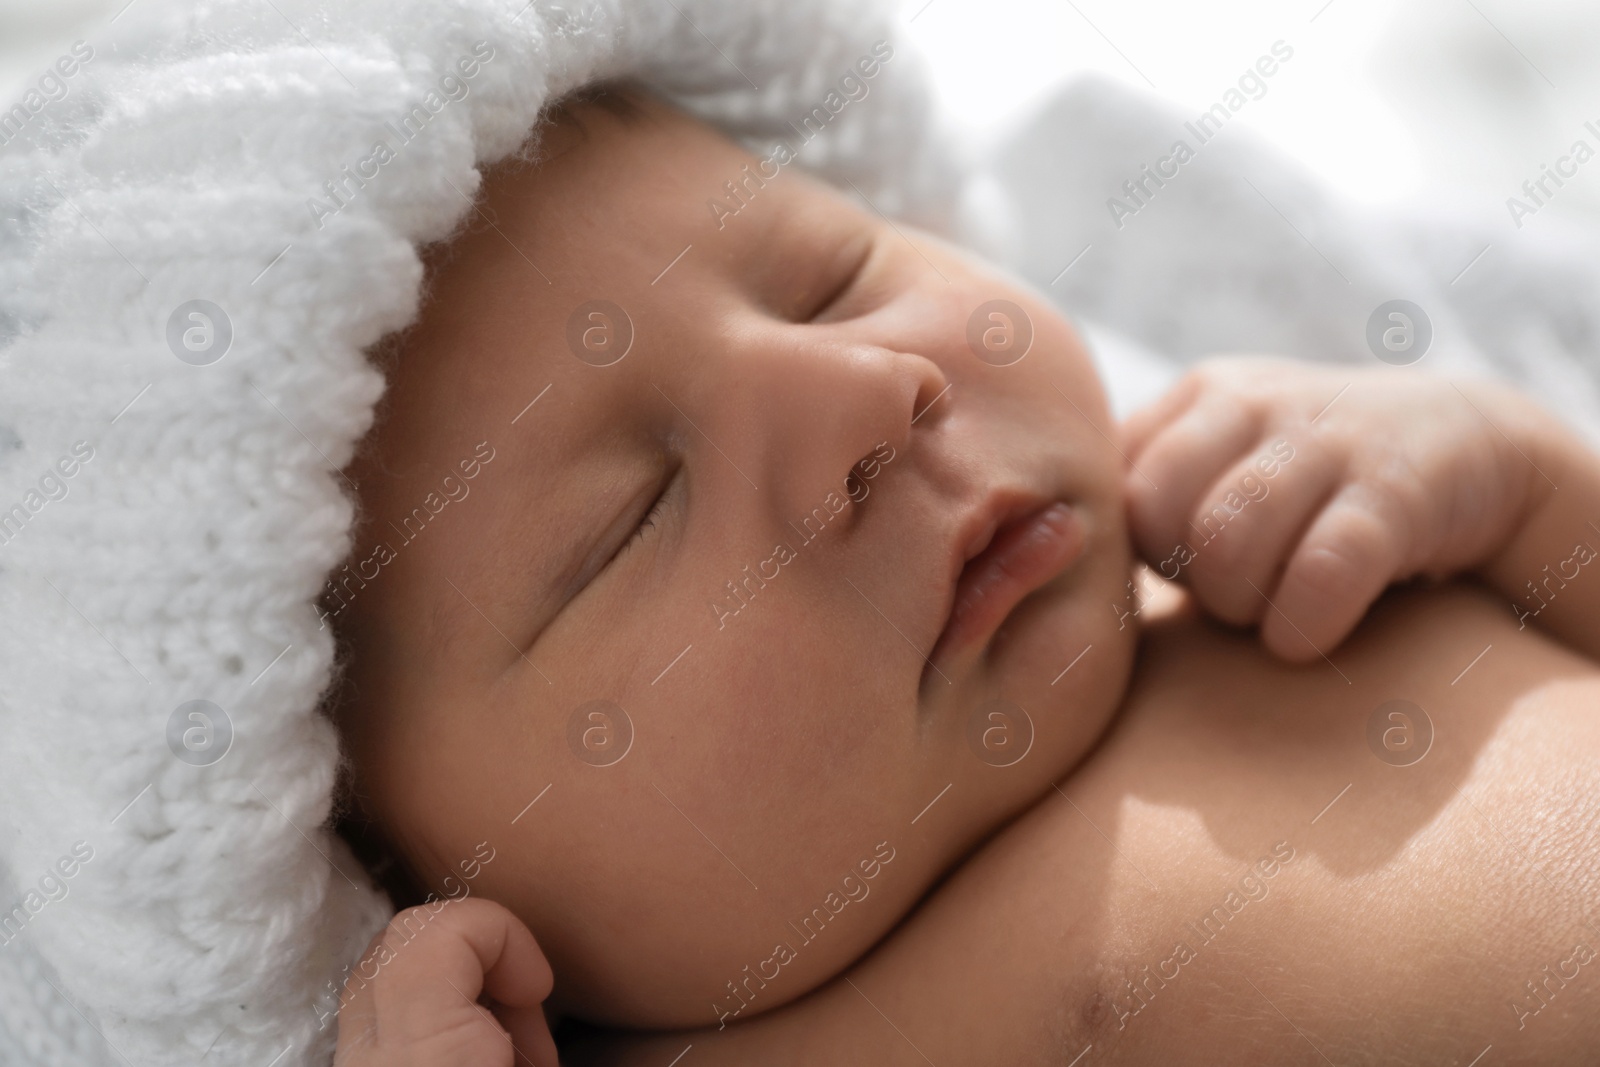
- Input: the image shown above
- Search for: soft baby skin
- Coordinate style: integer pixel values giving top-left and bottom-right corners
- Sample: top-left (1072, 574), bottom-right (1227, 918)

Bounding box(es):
top-left (330, 90), bottom-right (1600, 1065)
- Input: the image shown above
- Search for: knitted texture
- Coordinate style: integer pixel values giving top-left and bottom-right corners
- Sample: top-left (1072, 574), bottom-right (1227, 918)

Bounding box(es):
top-left (0, 2), bottom-right (956, 1064)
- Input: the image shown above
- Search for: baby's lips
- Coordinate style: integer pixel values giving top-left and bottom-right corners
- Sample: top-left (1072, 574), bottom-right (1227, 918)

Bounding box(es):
top-left (932, 502), bottom-right (1086, 664)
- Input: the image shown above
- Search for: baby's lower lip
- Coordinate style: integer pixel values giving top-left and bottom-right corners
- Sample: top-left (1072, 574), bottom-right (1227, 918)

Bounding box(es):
top-left (928, 503), bottom-right (1085, 668)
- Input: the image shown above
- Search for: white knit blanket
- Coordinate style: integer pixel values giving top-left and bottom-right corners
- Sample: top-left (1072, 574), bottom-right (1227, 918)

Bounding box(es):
top-left (5, 4), bottom-right (1600, 1065)
top-left (0, 2), bottom-right (953, 1064)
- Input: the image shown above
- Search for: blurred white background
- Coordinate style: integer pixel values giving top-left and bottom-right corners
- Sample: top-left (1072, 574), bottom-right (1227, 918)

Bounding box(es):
top-left (4, 0), bottom-right (1599, 229)
top-left (899, 0), bottom-right (1600, 229)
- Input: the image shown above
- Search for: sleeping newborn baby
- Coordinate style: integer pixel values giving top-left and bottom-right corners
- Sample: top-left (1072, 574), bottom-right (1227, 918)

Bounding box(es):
top-left (327, 87), bottom-right (1600, 1065)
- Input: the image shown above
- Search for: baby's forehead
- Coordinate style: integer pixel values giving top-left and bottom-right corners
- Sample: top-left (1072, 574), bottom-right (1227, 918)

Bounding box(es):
top-left (379, 103), bottom-right (862, 413)
top-left (501, 90), bottom-right (751, 234)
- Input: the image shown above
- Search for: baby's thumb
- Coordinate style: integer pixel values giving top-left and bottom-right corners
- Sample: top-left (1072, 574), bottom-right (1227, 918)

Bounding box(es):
top-left (495, 1001), bottom-right (561, 1067)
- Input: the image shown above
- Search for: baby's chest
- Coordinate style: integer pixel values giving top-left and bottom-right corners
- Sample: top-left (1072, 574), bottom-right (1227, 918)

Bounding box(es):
top-left (1021, 582), bottom-right (1600, 1058)
top-left (581, 583), bottom-right (1600, 1064)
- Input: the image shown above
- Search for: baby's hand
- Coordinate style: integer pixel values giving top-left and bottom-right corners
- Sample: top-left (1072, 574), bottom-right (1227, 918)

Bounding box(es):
top-left (334, 897), bottom-right (559, 1067)
top-left (1120, 357), bottom-right (1545, 661)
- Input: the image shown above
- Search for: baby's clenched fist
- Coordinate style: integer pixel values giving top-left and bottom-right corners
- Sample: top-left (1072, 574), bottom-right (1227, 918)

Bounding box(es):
top-left (334, 897), bottom-right (559, 1067)
top-left (1119, 357), bottom-right (1551, 661)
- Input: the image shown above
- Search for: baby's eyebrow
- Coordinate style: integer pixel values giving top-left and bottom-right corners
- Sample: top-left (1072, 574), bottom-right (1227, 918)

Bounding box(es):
top-left (736, 201), bottom-right (874, 315)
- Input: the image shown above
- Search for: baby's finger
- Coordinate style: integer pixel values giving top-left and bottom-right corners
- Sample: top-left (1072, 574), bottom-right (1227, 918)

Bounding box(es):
top-left (470, 900), bottom-right (556, 1012)
top-left (1180, 438), bottom-right (1340, 625)
top-left (482, 912), bottom-right (560, 1067)
top-left (496, 1002), bottom-right (562, 1067)
top-left (1259, 482), bottom-right (1408, 663)
top-left (1119, 370), bottom-right (1203, 462)
top-left (1126, 395), bottom-right (1262, 566)
top-left (339, 898), bottom-right (556, 1067)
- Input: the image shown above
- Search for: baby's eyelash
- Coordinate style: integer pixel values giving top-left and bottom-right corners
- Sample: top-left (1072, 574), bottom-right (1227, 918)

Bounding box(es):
top-left (806, 236), bottom-right (873, 323)
top-left (624, 493), bottom-right (668, 549)
top-left (608, 464), bottom-right (678, 572)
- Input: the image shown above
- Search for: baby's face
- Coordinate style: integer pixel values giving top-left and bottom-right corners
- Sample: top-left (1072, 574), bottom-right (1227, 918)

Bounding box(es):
top-left (338, 91), bottom-right (1135, 1027)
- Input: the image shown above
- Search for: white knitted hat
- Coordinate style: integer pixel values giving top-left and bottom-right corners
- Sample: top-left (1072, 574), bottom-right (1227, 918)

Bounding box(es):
top-left (0, 2), bottom-right (959, 1063)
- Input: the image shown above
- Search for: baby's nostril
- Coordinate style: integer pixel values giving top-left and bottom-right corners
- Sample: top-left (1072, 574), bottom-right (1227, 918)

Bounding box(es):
top-left (844, 441), bottom-right (898, 505)
top-left (911, 373), bottom-right (952, 428)
top-left (844, 467), bottom-right (869, 503)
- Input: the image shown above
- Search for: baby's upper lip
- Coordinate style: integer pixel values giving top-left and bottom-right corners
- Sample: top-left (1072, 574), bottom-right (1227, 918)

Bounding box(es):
top-left (930, 489), bottom-right (1059, 639)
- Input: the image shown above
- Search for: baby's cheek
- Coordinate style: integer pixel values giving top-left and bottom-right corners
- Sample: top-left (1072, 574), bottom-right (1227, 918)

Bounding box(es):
top-left (680, 661), bottom-right (919, 855)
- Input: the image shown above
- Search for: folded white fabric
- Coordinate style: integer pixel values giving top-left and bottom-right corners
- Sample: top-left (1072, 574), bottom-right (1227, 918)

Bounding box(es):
top-left (0, 2), bottom-right (956, 1064)
top-left (974, 76), bottom-right (1600, 440)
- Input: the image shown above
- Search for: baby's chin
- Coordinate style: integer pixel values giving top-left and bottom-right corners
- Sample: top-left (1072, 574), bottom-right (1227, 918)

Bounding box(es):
top-left (908, 505), bottom-right (1138, 863)
top-left (995, 536), bottom-right (1136, 761)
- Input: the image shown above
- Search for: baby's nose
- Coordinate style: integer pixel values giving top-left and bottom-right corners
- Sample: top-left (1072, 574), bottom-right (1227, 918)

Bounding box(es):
top-left (732, 337), bottom-right (948, 526)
